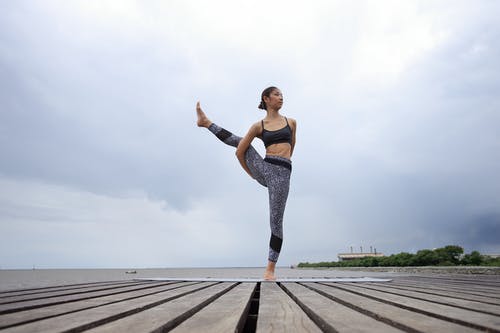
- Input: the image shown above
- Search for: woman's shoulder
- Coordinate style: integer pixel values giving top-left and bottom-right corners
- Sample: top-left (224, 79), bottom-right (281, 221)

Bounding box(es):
top-left (286, 116), bottom-right (297, 128)
top-left (249, 121), bottom-right (263, 135)
top-left (251, 120), bottom-right (263, 129)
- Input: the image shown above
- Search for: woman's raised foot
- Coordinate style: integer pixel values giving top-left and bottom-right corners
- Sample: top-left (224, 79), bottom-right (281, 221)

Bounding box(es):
top-left (196, 101), bottom-right (212, 128)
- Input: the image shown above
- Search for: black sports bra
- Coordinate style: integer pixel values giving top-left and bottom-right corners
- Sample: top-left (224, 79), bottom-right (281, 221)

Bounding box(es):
top-left (261, 117), bottom-right (292, 148)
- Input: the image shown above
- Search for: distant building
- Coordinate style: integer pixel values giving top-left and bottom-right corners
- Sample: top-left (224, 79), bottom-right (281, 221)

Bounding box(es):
top-left (338, 246), bottom-right (385, 261)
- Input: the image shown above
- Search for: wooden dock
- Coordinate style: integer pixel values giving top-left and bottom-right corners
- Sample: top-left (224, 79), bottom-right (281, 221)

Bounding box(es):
top-left (0, 274), bottom-right (499, 332)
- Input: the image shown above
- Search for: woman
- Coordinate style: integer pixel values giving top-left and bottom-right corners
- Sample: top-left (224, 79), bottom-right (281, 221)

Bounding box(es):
top-left (196, 86), bottom-right (296, 280)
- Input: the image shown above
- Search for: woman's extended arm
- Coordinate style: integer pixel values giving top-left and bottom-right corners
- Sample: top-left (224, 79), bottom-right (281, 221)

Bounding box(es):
top-left (236, 122), bottom-right (260, 178)
top-left (289, 118), bottom-right (297, 158)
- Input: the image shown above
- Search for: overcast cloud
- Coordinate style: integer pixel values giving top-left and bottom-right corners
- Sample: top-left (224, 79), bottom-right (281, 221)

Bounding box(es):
top-left (1, 0), bottom-right (499, 268)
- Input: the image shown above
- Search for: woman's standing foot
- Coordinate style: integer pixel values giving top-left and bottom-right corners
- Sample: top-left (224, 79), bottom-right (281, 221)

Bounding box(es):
top-left (196, 101), bottom-right (212, 128)
top-left (263, 261), bottom-right (276, 281)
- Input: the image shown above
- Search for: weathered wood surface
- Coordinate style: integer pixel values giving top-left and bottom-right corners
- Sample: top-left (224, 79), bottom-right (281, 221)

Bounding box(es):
top-left (257, 282), bottom-right (321, 333)
top-left (0, 274), bottom-right (499, 332)
top-left (170, 282), bottom-right (255, 333)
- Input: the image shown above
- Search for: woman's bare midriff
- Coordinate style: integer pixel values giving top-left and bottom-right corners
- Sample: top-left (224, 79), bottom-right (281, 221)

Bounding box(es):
top-left (265, 142), bottom-right (292, 159)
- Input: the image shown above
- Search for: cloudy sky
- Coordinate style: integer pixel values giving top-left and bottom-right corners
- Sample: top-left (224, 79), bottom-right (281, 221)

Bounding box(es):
top-left (1, 1), bottom-right (499, 269)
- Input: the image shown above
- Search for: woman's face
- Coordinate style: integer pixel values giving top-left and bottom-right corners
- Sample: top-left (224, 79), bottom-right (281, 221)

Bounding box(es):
top-left (265, 89), bottom-right (283, 110)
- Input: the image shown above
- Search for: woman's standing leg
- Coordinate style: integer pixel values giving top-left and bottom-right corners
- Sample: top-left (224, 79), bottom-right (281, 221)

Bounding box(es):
top-left (263, 162), bottom-right (291, 280)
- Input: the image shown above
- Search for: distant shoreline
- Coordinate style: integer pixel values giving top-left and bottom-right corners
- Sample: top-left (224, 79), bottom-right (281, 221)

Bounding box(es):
top-left (297, 266), bottom-right (500, 275)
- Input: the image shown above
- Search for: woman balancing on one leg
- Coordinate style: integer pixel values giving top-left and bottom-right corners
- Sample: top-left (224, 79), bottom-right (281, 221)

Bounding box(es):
top-left (196, 86), bottom-right (296, 281)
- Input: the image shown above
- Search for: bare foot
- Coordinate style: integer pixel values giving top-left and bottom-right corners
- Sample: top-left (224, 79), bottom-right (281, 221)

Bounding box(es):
top-left (263, 260), bottom-right (277, 281)
top-left (196, 101), bottom-right (212, 128)
top-left (263, 271), bottom-right (276, 281)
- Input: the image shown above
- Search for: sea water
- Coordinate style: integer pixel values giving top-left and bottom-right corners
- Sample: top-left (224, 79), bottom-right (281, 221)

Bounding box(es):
top-left (0, 267), bottom-right (398, 291)
top-left (0, 267), bottom-right (394, 291)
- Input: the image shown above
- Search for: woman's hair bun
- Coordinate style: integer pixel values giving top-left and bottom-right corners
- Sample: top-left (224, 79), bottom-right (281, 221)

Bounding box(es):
top-left (258, 86), bottom-right (278, 111)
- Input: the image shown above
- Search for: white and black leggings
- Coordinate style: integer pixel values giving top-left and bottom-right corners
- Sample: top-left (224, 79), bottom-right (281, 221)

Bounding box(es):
top-left (208, 123), bottom-right (291, 263)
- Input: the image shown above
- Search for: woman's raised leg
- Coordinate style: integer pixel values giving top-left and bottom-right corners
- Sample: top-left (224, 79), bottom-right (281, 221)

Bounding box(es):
top-left (197, 103), bottom-right (267, 186)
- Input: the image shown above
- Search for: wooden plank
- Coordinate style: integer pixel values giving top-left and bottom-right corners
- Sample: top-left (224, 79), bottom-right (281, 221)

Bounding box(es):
top-left (0, 280), bottom-right (130, 295)
top-left (329, 283), bottom-right (500, 332)
top-left (390, 280), bottom-right (500, 298)
top-left (381, 280), bottom-right (500, 299)
top-left (281, 283), bottom-right (404, 333)
top-left (398, 274), bottom-right (500, 283)
top-left (1, 282), bottom-right (214, 333)
top-left (0, 281), bottom-right (150, 304)
top-left (256, 282), bottom-right (321, 333)
top-left (305, 282), bottom-right (481, 333)
top-left (397, 276), bottom-right (500, 293)
top-left (85, 282), bottom-right (236, 332)
top-left (170, 282), bottom-right (256, 333)
top-left (346, 283), bottom-right (500, 315)
top-left (368, 282), bottom-right (500, 305)
top-left (0, 281), bottom-right (190, 329)
top-left (409, 273), bottom-right (500, 285)
top-left (0, 281), bottom-right (138, 299)
top-left (0, 281), bottom-right (177, 314)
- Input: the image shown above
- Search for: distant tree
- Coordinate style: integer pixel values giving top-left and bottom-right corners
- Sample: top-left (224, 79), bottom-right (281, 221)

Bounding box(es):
top-left (296, 245), bottom-right (499, 268)
top-left (360, 257), bottom-right (379, 267)
top-left (483, 256), bottom-right (500, 266)
top-left (461, 251), bottom-right (483, 265)
top-left (391, 252), bottom-right (414, 266)
top-left (378, 256), bottom-right (392, 267)
top-left (434, 245), bottom-right (463, 265)
top-left (411, 249), bottom-right (440, 266)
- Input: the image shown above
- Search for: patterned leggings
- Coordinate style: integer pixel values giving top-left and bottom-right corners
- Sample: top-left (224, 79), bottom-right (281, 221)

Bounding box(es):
top-left (208, 123), bottom-right (291, 262)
